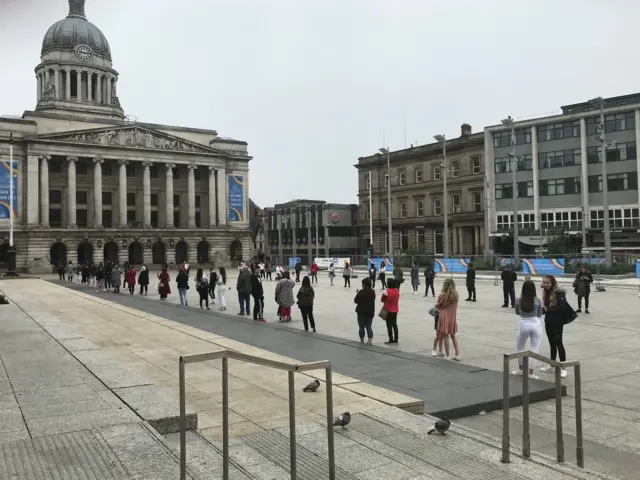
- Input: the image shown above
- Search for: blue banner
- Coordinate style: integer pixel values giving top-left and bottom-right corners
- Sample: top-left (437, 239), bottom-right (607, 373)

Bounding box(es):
top-left (569, 258), bottom-right (606, 266)
top-left (366, 257), bottom-right (394, 268)
top-left (434, 258), bottom-right (471, 273)
top-left (227, 175), bottom-right (244, 222)
top-left (636, 260), bottom-right (639, 278)
top-left (0, 160), bottom-right (18, 220)
top-left (288, 257), bottom-right (301, 268)
top-left (522, 258), bottom-right (565, 275)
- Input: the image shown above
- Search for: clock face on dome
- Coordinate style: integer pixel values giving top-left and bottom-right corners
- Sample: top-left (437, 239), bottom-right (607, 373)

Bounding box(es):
top-left (75, 45), bottom-right (92, 61)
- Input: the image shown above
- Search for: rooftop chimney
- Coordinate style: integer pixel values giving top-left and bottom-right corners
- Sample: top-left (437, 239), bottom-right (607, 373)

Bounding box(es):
top-left (461, 123), bottom-right (472, 137)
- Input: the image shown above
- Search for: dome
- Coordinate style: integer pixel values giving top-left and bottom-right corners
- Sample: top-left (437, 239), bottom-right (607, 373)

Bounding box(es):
top-left (41, 1), bottom-right (111, 60)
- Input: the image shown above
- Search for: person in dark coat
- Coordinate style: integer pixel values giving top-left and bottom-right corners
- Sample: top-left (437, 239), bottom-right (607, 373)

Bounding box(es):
top-left (251, 266), bottom-right (265, 321)
top-left (294, 261), bottom-right (303, 282)
top-left (236, 265), bottom-right (252, 315)
top-left (354, 277), bottom-right (376, 344)
top-left (501, 264), bottom-right (517, 308)
top-left (176, 267), bottom-right (189, 306)
top-left (573, 265), bottom-right (593, 313)
top-left (465, 263), bottom-right (476, 302)
top-left (157, 265), bottom-right (171, 300)
top-left (138, 265), bottom-right (149, 295)
top-left (423, 266), bottom-right (436, 297)
top-left (368, 262), bottom-right (377, 289)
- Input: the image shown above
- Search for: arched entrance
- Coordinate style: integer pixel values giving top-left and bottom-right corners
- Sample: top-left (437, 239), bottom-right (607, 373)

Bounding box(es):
top-left (230, 240), bottom-right (242, 262)
top-left (103, 241), bottom-right (119, 264)
top-left (197, 241), bottom-right (209, 264)
top-left (152, 241), bottom-right (166, 265)
top-left (128, 242), bottom-right (143, 265)
top-left (50, 242), bottom-right (68, 266)
top-left (175, 241), bottom-right (188, 264)
top-left (77, 242), bottom-right (94, 264)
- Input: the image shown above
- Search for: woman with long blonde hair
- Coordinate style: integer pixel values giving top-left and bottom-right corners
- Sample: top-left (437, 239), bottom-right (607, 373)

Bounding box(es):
top-left (434, 278), bottom-right (460, 360)
top-left (540, 274), bottom-right (569, 378)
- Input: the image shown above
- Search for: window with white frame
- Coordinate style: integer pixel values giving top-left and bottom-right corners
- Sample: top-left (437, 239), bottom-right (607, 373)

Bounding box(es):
top-left (366, 172), bottom-right (371, 189)
top-left (365, 203), bottom-right (370, 220)
top-left (590, 207), bottom-right (639, 228)
top-left (497, 214), bottom-right (511, 230)
top-left (473, 192), bottom-right (482, 212)
top-left (384, 202), bottom-right (389, 219)
top-left (433, 165), bottom-right (441, 180)
top-left (471, 155), bottom-right (481, 174)
top-left (451, 159), bottom-right (460, 178)
top-left (400, 201), bottom-right (408, 218)
top-left (416, 199), bottom-right (424, 216)
top-left (416, 230), bottom-right (426, 251)
top-left (384, 173), bottom-right (389, 187)
top-left (398, 169), bottom-right (407, 185)
top-left (451, 194), bottom-right (461, 213)
top-left (415, 167), bottom-right (423, 183)
top-left (400, 230), bottom-right (409, 251)
top-left (521, 213), bottom-right (535, 229)
top-left (433, 196), bottom-right (442, 215)
top-left (434, 229), bottom-right (444, 255)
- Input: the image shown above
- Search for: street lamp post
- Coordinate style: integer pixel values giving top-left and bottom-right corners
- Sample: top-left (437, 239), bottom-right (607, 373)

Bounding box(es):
top-left (368, 171), bottom-right (373, 254)
top-left (501, 116), bottom-right (520, 267)
top-left (589, 97), bottom-right (613, 266)
top-left (434, 135), bottom-right (449, 258)
top-left (6, 134), bottom-right (17, 276)
top-left (379, 148), bottom-right (392, 256)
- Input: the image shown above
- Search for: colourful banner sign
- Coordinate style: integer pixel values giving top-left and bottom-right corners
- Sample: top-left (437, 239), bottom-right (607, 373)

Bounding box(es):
top-left (227, 175), bottom-right (244, 222)
top-left (288, 257), bottom-right (301, 268)
top-left (636, 260), bottom-right (639, 278)
top-left (521, 258), bottom-right (565, 275)
top-left (0, 160), bottom-right (18, 220)
top-left (434, 258), bottom-right (471, 273)
top-left (366, 257), bottom-right (394, 268)
top-left (569, 258), bottom-right (606, 266)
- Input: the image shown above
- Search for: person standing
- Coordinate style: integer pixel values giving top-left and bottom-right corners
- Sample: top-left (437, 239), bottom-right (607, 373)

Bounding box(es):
top-left (196, 268), bottom-right (210, 310)
top-left (176, 266), bottom-right (189, 306)
top-left (410, 263), bottom-right (420, 294)
top-left (122, 261), bottom-right (130, 290)
top-left (259, 261), bottom-right (266, 279)
top-left (57, 263), bottom-right (65, 281)
top-left (501, 264), bottom-right (517, 308)
top-left (138, 265), bottom-right (149, 295)
top-left (265, 262), bottom-right (273, 281)
top-left (435, 278), bottom-right (461, 360)
top-left (95, 263), bottom-right (104, 292)
top-left (354, 277), bottom-right (375, 344)
top-left (540, 275), bottom-right (571, 378)
top-left (424, 265), bottom-right (436, 297)
top-left (104, 262), bottom-right (113, 291)
top-left (328, 262), bottom-right (335, 286)
top-left (379, 262), bottom-right (387, 290)
top-left (217, 267), bottom-right (227, 311)
top-left (208, 268), bottom-right (218, 303)
top-left (157, 265), bottom-right (171, 300)
top-left (465, 263), bottom-right (476, 302)
top-left (126, 265), bottom-right (137, 295)
top-left (513, 280), bottom-right (543, 378)
top-left (275, 271), bottom-right (296, 322)
top-left (88, 262), bottom-right (96, 287)
top-left (236, 265), bottom-right (252, 315)
top-left (574, 265), bottom-right (593, 313)
top-left (342, 262), bottom-right (352, 288)
top-left (381, 278), bottom-right (400, 345)
top-left (251, 266), bottom-right (265, 321)
top-left (294, 260), bottom-right (302, 282)
top-left (111, 265), bottom-right (122, 294)
top-left (393, 265), bottom-right (404, 292)
top-left (66, 262), bottom-right (74, 282)
top-left (309, 261), bottom-right (319, 284)
top-left (296, 276), bottom-right (316, 332)
top-left (368, 262), bottom-right (377, 289)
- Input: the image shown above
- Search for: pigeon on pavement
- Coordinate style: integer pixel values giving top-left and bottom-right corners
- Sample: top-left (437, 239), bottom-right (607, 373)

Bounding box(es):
top-left (333, 412), bottom-right (351, 427)
top-left (427, 417), bottom-right (451, 435)
top-left (302, 379), bottom-right (321, 393)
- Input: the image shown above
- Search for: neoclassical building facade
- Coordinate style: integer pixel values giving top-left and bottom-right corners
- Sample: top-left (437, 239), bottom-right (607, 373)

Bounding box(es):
top-left (0, 0), bottom-right (251, 272)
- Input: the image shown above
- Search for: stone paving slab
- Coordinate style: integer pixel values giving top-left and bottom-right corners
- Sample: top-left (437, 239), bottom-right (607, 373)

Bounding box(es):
top-left (51, 279), bottom-right (564, 418)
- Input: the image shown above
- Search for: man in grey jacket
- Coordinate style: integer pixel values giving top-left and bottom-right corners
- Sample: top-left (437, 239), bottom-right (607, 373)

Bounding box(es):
top-left (236, 266), bottom-right (252, 315)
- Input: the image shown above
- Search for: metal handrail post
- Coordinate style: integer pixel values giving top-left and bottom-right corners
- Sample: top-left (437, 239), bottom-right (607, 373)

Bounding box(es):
top-left (522, 355), bottom-right (530, 458)
top-left (222, 356), bottom-right (229, 480)
top-left (288, 371), bottom-right (297, 479)
top-left (325, 367), bottom-right (336, 480)
top-left (555, 366), bottom-right (565, 462)
top-left (179, 358), bottom-right (187, 480)
top-left (501, 354), bottom-right (510, 463)
top-left (574, 364), bottom-right (584, 468)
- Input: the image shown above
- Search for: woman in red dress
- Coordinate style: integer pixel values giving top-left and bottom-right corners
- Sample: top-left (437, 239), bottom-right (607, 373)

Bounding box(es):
top-left (158, 265), bottom-right (171, 300)
top-left (126, 266), bottom-right (137, 295)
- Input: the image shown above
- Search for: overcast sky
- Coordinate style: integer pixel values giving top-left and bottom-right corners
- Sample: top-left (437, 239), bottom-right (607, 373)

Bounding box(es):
top-left (3, 0), bottom-right (640, 208)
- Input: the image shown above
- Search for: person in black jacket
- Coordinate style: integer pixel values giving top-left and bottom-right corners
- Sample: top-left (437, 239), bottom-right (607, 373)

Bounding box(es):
top-left (138, 265), bottom-right (150, 295)
top-left (465, 263), bottom-right (476, 302)
top-left (368, 262), bottom-right (377, 289)
top-left (251, 266), bottom-right (265, 321)
top-left (354, 277), bottom-right (376, 344)
top-left (501, 264), bottom-right (517, 308)
top-left (294, 260), bottom-right (303, 282)
top-left (423, 266), bottom-right (435, 297)
top-left (236, 265), bottom-right (252, 315)
top-left (573, 265), bottom-right (593, 313)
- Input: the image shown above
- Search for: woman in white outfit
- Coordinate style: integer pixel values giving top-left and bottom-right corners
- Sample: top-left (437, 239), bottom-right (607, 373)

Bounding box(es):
top-left (217, 267), bottom-right (227, 311)
top-left (513, 279), bottom-right (543, 379)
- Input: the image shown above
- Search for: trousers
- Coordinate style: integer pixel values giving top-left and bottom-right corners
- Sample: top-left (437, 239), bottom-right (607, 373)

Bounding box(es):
top-left (516, 318), bottom-right (542, 368)
top-left (545, 321), bottom-right (566, 362)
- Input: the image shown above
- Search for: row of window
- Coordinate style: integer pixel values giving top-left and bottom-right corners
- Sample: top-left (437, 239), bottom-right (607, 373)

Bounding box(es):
top-left (494, 155), bottom-right (533, 173)
top-left (493, 128), bottom-right (532, 147)
top-left (46, 209), bottom-right (204, 229)
top-left (587, 142), bottom-right (637, 164)
top-left (368, 192), bottom-right (484, 219)
top-left (495, 172), bottom-right (637, 199)
top-left (48, 190), bottom-right (203, 208)
top-left (496, 208), bottom-right (640, 230)
top-left (48, 161), bottom-right (203, 180)
top-left (586, 112), bottom-right (636, 135)
top-left (380, 229), bottom-right (448, 255)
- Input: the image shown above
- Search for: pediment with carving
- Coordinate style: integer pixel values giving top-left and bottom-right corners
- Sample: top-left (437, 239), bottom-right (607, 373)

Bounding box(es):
top-left (27, 126), bottom-right (223, 155)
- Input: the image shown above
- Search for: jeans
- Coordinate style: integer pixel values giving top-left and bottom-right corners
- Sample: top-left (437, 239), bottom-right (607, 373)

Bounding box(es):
top-left (369, 276), bottom-right (376, 288)
top-left (178, 288), bottom-right (188, 305)
top-left (252, 295), bottom-right (264, 319)
top-left (217, 285), bottom-right (226, 307)
top-left (329, 273), bottom-right (334, 286)
top-left (386, 312), bottom-right (398, 342)
top-left (311, 273), bottom-right (317, 284)
top-left (357, 314), bottom-right (373, 340)
top-left (425, 280), bottom-right (435, 296)
top-left (238, 292), bottom-right (250, 314)
top-left (343, 276), bottom-right (350, 287)
top-left (545, 321), bottom-right (566, 362)
top-left (577, 293), bottom-right (589, 309)
top-left (503, 287), bottom-right (515, 306)
top-left (517, 318), bottom-right (542, 368)
top-left (300, 305), bottom-right (316, 331)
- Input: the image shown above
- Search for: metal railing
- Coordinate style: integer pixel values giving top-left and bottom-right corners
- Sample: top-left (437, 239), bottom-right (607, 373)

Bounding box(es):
top-left (502, 351), bottom-right (583, 468)
top-left (179, 350), bottom-right (336, 480)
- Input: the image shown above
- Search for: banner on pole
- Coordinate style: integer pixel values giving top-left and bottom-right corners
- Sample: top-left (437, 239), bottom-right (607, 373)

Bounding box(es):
top-left (227, 175), bottom-right (244, 222)
top-left (0, 160), bottom-right (18, 219)
top-left (521, 258), bottom-right (565, 275)
top-left (433, 258), bottom-right (471, 273)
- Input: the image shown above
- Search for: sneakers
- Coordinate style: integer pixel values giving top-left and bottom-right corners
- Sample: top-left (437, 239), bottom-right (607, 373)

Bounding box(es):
top-left (539, 366), bottom-right (552, 372)
top-left (539, 366), bottom-right (568, 378)
top-left (585, 309), bottom-right (590, 314)
top-left (511, 370), bottom-right (523, 376)
top-left (431, 350), bottom-right (438, 357)
top-left (465, 298), bottom-right (472, 302)
top-left (561, 369), bottom-right (568, 378)
top-left (452, 355), bottom-right (461, 361)
top-left (529, 374), bottom-right (540, 380)
top-left (437, 351), bottom-right (446, 357)
top-left (501, 304), bottom-right (508, 308)
top-left (237, 312), bottom-right (245, 316)
top-left (576, 308), bottom-right (582, 313)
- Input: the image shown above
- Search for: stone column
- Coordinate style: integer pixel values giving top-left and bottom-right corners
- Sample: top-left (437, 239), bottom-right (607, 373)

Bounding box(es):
top-left (96, 74), bottom-right (102, 104)
top-left (54, 69), bottom-right (60, 100)
top-left (118, 160), bottom-right (128, 227)
top-left (37, 74), bottom-right (42, 100)
top-left (475, 226), bottom-right (481, 254)
top-left (106, 76), bottom-right (112, 104)
top-left (187, 165), bottom-right (196, 228)
top-left (87, 72), bottom-right (93, 102)
top-left (67, 156), bottom-right (78, 227)
top-left (65, 70), bottom-right (71, 100)
top-left (165, 164), bottom-right (175, 227)
top-left (142, 162), bottom-right (151, 227)
top-left (216, 168), bottom-right (227, 226)
top-left (77, 70), bottom-right (82, 101)
top-left (27, 155), bottom-right (39, 226)
top-left (93, 157), bottom-right (103, 227)
top-left (208, 167), bottom-right (216, 227)
top-left (39, 156), bottom-right (50, 227)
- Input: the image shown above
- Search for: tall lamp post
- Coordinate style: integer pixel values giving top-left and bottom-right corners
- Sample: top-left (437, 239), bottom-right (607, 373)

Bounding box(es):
top-left (501, 116), bottom-right (520, 267)
top-left (368, 171), bottom-right (373, 254)
top-left (378, 147), bottom-right (392, 256)
top-left (589, 97), bottom-right (613, 266)
top-left (6, 134), bottom-right (17, 276)
top-left (434, 135), bottom-right (449, 258)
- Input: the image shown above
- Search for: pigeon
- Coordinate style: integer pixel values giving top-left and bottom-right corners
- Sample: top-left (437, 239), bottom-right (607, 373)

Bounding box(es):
top-left (333, 412), bottom-right (351, 428)
top-left (427, 417), bottom-right (451, 435)
top-left (302, 379), bottom-right (320, 393)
